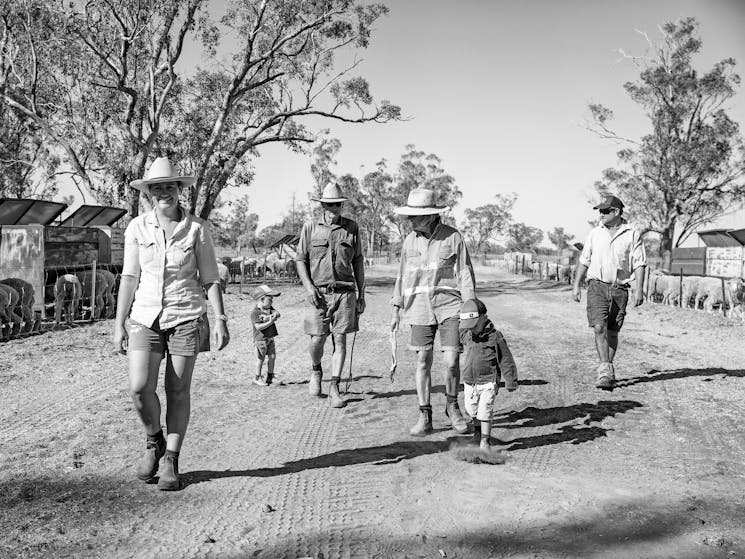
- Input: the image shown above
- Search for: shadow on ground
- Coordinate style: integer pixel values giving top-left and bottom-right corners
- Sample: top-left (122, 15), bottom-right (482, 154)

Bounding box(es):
top-left (617, 367), bottom-right (745, 388)
top-left (494, 400), bottom-right (643, 450)
top-left (476, 279), bottom-right (572, 297)
top-left (240, 497), bottom-right (744, 559)
top-left (181, 437), bottom-right (462, 487)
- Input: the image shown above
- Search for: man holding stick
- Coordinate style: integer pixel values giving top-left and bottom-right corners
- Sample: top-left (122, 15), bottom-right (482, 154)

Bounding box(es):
top-left (296, 183), bottom-right (365, 408)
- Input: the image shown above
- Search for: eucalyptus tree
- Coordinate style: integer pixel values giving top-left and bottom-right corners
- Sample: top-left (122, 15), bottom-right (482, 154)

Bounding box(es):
top-left (588, 18), bottom-right (745, 262)
top-left (2, 0), bottom-right (400, 218)
top-left (461, 193), bottom-right (517, 254)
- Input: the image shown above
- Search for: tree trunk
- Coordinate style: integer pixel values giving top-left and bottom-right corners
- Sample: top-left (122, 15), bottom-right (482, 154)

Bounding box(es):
top-left (660, 224), bottom-right (675, 271)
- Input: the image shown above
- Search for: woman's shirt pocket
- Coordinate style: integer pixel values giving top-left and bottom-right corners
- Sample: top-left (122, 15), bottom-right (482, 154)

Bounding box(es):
top-left (138, 240), bottom-right (158, 267)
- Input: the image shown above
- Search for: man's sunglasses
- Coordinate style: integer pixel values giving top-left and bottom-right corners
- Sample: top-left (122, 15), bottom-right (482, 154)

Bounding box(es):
top-left (323, 202), bottom-right (342, 207)
top-left (599, 208), bottom-right (616, 215)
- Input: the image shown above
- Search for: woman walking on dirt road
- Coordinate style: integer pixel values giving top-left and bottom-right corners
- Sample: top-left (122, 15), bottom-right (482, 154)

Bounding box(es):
top-left (113, 157), bottom-right (230, 491)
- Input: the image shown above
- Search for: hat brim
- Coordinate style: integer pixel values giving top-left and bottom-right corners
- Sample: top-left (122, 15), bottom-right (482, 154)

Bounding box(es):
top-left (129, 176), bottom-right (196, 191)
top-left (254, 290), bottom-right (280, 299)
top-left (311, 197), bottom-right (348, 203)
top-left (394, 206), bottom-right (449, 216)
top-left (592, 203), bottom-right (621, 210)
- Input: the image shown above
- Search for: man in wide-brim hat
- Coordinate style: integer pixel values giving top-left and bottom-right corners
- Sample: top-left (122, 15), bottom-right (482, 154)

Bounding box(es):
top-left (295, 182), bottom-right (366, 408)
top-left (390, 188), bottom-right (475, 436)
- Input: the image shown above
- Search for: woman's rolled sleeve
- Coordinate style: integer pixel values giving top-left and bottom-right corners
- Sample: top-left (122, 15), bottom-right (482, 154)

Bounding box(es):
top-left (195, 223), bottom-right (220, 286)
top-left (122, 225), bottom-right (141, 277)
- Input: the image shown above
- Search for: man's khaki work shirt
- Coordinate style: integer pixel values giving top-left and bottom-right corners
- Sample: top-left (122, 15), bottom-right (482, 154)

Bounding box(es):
top-left (579, 220), bottom-right (647, 285)
top-left (392, 222), bottom-right (476, 325)
top-left (122, 208), bottom-right (220, 329)
top-left (295, 215), bottom-right (363, 290)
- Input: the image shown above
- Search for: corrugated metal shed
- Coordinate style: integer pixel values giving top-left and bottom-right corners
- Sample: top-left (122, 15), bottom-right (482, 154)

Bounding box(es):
top-left (697, 229), bottom-right (741, 247)
top-left (0, 199), bottom-right (67, 226)
top-left (58, 205), bottom-right (127, 227)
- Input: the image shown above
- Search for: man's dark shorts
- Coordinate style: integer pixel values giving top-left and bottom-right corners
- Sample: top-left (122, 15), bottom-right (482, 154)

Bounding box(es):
top-left (586, 279), bottom-right (629, 332)
top-left (409, 315), bottom-right (461, 352)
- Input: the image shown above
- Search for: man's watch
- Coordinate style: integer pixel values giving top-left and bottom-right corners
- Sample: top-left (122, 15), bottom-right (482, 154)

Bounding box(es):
top-left (215, 314), bottom-right (228, 322)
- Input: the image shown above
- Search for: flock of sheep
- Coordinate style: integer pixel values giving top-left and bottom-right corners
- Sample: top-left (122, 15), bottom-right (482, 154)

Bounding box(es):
top-left (503, 252), bottom-right (745, 319)
top-left (647, 270), bottom-right (745, 317)
top-left (220, 254), bottom-right (298, 286)
top-left (0, 251), bottom-right (299, 342)
top-left (0, 269), bottom-right (118, 341)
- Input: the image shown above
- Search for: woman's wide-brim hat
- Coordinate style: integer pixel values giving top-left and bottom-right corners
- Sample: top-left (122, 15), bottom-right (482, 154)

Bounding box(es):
top-left (394, 188), bottom-right (449, 215)
top-left (310, 182), bottom-right (348, 203)
top-left (129, 157), bottom-right (196, 192)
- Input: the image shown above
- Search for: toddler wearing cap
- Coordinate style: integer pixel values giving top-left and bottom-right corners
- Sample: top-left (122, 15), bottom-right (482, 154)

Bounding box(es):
top-left (250, 284), bottom-right (281, 386)
top-left (459, 298), bottom-right (518, 449)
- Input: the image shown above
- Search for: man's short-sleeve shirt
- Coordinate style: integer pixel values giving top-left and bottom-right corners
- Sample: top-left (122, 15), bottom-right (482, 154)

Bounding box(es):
top-left (295, 216), bottom-right (363, 289)
top-left (579, 220), bottom-right (647, 285)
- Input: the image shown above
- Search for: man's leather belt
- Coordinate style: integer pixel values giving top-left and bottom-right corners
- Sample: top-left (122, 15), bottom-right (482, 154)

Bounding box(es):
top-left (320, 285), bottom-right (355, 294)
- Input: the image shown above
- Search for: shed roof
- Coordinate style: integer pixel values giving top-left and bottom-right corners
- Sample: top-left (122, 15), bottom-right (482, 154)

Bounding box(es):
top-left (697, 229), bottom-right (742, 247)
top-left (0, 198), bottom-right (67, 225)
top-left (58, 205), bottom-right (127, 227)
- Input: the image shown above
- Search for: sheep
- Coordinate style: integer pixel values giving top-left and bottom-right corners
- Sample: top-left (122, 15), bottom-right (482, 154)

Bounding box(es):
top-left (558, 264), bottom-right (572, 284)
top-left (216, 259), bottom-right (229, 293)
top-left (531, 261), bottom-right (541, 279)
top-left (0, 278), bottom-right (36, 333)
top-left (75, 270), bottom-right (114, 320)
top-left (99, 270), bottom-right (118, 318)
top-left (546, 262), bottom-right (559, 281)
top-left (0, 283), bottom-right (20, 340)
top-left (54, 274), bottom-right (82, 327)
top-left (681, 276), bottom-right (702, 309)
top-left (694, 276), bottom-right (740, 313)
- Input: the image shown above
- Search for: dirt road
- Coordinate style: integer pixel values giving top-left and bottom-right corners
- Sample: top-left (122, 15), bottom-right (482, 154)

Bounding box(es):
top-left (1, 265), bottom-right (744, 558)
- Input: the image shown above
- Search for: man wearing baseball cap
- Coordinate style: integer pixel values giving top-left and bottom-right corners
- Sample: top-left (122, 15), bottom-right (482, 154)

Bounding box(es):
top-left (573, 194), bottom-right (646, 389)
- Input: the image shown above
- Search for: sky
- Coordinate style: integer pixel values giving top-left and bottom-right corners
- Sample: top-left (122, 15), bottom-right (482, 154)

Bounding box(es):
top-left (224, 0), bottom-right (745, 245)
top-left (50, 0), bottom-right (745, 246)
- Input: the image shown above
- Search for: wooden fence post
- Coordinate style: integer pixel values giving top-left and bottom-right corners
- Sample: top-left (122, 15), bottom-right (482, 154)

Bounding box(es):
top-left (644, 267), bottom-right (650, 300)
top-left (678, 270), bottom-right (683, 308)
top-left (721, 277), bottom-right (727, 318)
top-left (91, 260), bottom-right (97, 321)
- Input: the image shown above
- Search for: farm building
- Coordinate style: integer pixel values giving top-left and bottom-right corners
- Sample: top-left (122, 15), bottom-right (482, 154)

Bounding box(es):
top-left (670, 228), bottom-right (745, 278)
top-left (0, 199), bottom-right (126, 314)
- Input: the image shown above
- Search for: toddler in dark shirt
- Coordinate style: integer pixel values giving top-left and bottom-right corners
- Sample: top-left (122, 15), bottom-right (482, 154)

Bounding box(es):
top-left (250, 285), bottom-right (281, 386)
top-left (459, 299), bottom-right (518, 449)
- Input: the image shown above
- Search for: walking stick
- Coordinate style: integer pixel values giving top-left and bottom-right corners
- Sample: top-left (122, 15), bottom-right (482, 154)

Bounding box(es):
top-left (343, 330), bottom-right (357, 394)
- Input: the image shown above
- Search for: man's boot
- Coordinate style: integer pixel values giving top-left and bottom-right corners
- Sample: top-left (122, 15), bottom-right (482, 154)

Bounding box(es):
top-left (157, 451), bottom-right (180, 491)
top-left (445, 396), bottom-right (469, 434)
top-left (328, 378), bottom-right (346, 408)
top-left (309, 364), bottom-right (322, 397)
top-left (135, 431), bottom-right (166, 481)
top-left (595, 362), bottom-right (615, 390)
top-left (410, 405), bottom-right (433, 436)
